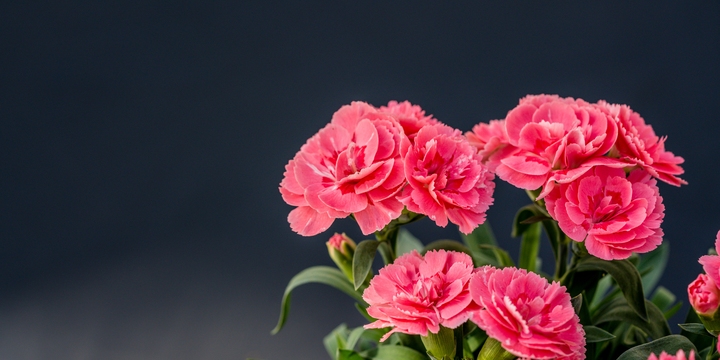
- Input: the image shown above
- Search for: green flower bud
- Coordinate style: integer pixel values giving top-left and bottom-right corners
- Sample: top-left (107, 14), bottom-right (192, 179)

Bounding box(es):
top-left (476, 337), bottom-right (516, 360)
top-left (421, 326), bottom-right (456, 360)
top-left (326, 233), bottom-right (356, 282)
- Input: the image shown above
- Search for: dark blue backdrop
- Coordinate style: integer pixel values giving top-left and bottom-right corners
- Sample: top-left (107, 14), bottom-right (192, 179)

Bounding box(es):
top-left (1, 2), bottom-right (719, 359)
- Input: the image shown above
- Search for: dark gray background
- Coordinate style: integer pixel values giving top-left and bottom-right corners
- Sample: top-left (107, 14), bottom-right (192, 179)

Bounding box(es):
top-left (1, 2), bottom-right (719, 359)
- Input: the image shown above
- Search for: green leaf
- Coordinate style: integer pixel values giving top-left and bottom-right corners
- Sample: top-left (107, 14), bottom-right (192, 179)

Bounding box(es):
top-left (372, 344), bottom-right (427, 360)
top-left (616, 335), bottom-right (698, 360)
top-left (594, 298), bottom-right (670, 340)
top-left (512, 204), bottom-right (541, 237)
top-left (338, 349), bottom-right (366, 360)
top-left (396, 229), bottom-right (424, 256)
top-left (575, 257), bottom-right (647, 321)
top-left (461, 222), bottom-right (505, 267)
top-left (324, 324), bottom-right (350, 359)
top-left (424, 240), bottom-right (473, 255)
top-left (473, 244), bottom-right (515, 268)
top-left (637, 241), bottom-right (670, 294)
top-left (461, 221), bottom-right (497, 247)
top-left (541, 219), bottom-right (562, 263)
top-left (345, 327), bottom-right (366, 351)
top-left (650, 286), bottom-right (678, 319)
top-left (355, 303), bottom-right (374, 323)
top-left (518, 222), bottom-right (541, 272)
top-left (353, 240), bottom-right (380, 290)
top-left (584, 325), bottom-right (616, 343)
top-left (272, 266), bottom-right (365, 334)
top-left (678, 323), bottom-right (713, 337)
top-left (571, 293), bottom-right (583, 316)
top-left (681, 307), bottom-right (715, 351)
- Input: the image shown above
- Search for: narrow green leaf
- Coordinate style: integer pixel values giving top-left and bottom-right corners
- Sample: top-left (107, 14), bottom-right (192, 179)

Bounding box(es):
top-left (461, 221), bottom-right (497, 247)
top-left (472, 244), bottom-right (515, 268)
top-left (353, 240), bottom-right (380, 290)
top-left (465, 326), bottom-right (488, 353)
top-left (272, 267), bottom-right (365, 334)
top-left (355, 303), bottom-right (374, 323)
top-left (519, 222), bottom-right (541, 271)
top-left (616, 335), bottom-right (698, 360)
top-left (396, 229), bottom-right (424, 256)
top-left (423, 239), bottom-right (473, 256)
top-left (594, 298), bottom-right (670, 340)
top-left (338, 349), bottom-right (365, 360)
top-left (571, 293), bottom-right (583, 316)
top-left (512, 204), bottom-right (541, 237)
top-left (373, 344), bottom-right (427, 360)
top-left (541, 219), bottom-right (562, 263)
top-left (345, 327), bottom-right (366, 351)
top-left (584, 325), bottom-right (616, 343)
top-left (637, 241), bottom-right (670, 294)
top-left (575, 257), bottom-right (647, 321)
top-left (678, 323), bottom-right (713, 337)
top-left (650, 286), bottom-right (676, 314)
top-left (664, 302), bottom-right (683, 320)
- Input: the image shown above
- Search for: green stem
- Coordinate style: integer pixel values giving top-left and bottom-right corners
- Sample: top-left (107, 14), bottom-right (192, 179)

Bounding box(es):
top-left (554, 234), bottom-right (570, 281)
top-left (476, 337), bottom-right (516, 360)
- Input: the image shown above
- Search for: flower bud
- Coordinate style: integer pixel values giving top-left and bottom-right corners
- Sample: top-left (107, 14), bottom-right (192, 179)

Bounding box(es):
top-left (420, 326), bottom-right (456, 360)
top-left (476, 337), bottom-right (516, 360)
top-left (326, 233), bottom-right (356, 282)
top-left (688, 273), bottom-right (720, 334)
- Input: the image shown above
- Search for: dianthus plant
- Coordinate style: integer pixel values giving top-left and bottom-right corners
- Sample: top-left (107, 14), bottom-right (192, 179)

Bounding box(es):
top-left (272, 97), bottom-right (716, 360)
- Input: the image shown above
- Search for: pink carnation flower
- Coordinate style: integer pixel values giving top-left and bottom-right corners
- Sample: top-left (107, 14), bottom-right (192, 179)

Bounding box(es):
top-left (465, 119), bottom-right (516, 171)
top-left (494, 94), bottom-right (626, 199)
top-left (379, 100), bottom-right (440, 141)
top-left (469, 266), bottom-right (586, 360)
top-left (362, 250), bottom-right (476, 341)
top-left (647, 350), bottom-right (696, 360)
top-left (688, 273), bottom-right (720, 316)
top-left (544, 166), bottom-right (665, 261)
top-left (698, 231), bottom-right (720, 285)
top-left (280, 102), bottom-right (407, 236)
top-left (598, 101), bottom-right (686, 186)
top-left (398, 124), bottom-right (495, 234)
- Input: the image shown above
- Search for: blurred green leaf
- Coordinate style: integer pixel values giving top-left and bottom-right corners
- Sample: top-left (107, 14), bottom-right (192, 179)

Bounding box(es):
top-left (345, 327), bottom-right (366, 351)
top-left (575, 257), bottom-right (647, 321)
top-left (571, 293), bottom-right (583, 316)
top-left (461, 222), bottom-right (497, 247)
top-left (616, 335), bottom-right (697, 360)
top-left (594, 298), bottom-right (670, 340)
top-left (338, 349), bottom-right (366, 360)
top-left (585, 325), bottom-right (616, 343)
top-left (324, 324), bottom-right (350, 359)
top-left (650, 286), bottom-right (681, 319)
top-left (372, 345), bottom-right (427, 360)
top-left (518, 222), bottom-right (541, 272)
top-left (637, 241), bottom-right (670, 294)
top-left (396, 229), bottom-right (424, 256)
top-left (353, 240), bottom-right (380, 290)
top-left (512, 204), bottom-right (541, 238)
top-left (272, 267), bottom-right (365, 334)
top-left (423, 240), bottom-right (473, 256)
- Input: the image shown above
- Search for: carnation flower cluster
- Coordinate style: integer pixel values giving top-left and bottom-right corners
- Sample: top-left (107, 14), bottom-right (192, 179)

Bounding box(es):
top-left (363, 250), bottom-right (586, 360)
top-left (274, 96), bottom-right (716, 360)
top-left (280, 101), bottom-right (495, 236)
top-left (468, 94), bottom-right (682, 260)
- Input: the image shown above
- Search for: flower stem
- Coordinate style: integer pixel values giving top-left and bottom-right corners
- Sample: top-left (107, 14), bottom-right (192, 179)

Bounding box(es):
top-left (476, 337), bottom-right (516, 360)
